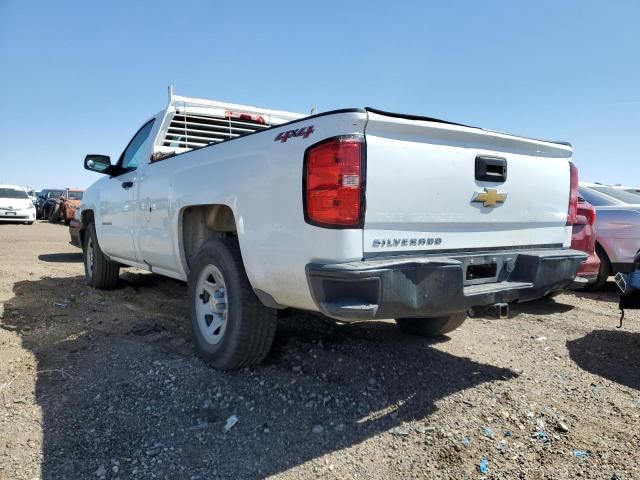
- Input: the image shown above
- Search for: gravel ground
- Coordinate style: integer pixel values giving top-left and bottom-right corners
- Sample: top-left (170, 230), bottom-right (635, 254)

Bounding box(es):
top-left (1, 222), bottom-right (639, 480)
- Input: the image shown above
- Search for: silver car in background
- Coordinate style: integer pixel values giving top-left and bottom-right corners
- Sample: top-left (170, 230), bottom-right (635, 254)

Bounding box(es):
top-left (578, 183), bottom-right (640, 290)
top-left (611, 184), bottom-right (640, 195)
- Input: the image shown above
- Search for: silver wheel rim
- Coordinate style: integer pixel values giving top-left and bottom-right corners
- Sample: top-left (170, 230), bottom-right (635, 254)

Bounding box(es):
top-left (86, 237), bottom-right (95, 279)
top-left (195, 265), bottom-right (228, 345)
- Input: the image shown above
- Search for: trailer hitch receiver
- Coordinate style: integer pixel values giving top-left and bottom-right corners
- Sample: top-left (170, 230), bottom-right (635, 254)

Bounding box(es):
top-left (468, 303), bottom-right (509, 319)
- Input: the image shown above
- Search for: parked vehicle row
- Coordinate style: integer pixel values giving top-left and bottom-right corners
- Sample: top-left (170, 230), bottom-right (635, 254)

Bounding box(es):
top-left (1, 186), bottom-right (85, 227)
top-left (33, 188), bottom-right (84, 223)
top-left (46, 188), bottom-right (84, 225)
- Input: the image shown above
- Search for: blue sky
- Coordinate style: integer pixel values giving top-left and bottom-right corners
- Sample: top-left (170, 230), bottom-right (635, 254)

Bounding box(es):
top-left (0, 1), bottom-right (638, 190)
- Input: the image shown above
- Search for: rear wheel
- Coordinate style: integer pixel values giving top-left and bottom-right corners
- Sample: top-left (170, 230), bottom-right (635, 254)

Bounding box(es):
top-left (48, 204), bottom-right (61, 223)
top-left (188, 237), bottom-right (277, 370)
top-left (83, 222), bottom-right (120, 289)
top-left (395, 312), bottom-right (467, 337)
top-left (583, 245), bottom-right (611, 292)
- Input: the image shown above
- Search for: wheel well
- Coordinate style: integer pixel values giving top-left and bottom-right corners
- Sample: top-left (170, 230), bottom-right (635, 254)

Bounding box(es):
top-left (80, 210), bottom-right (94, 246)
top-left (181, 205), bottom-right (237, 271)
top-left (595, 242), bottom-right (610, 264)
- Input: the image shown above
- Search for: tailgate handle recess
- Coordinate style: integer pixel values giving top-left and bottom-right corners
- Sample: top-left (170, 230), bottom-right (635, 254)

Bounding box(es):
top-left (475, 155), bottom-right (507, 183)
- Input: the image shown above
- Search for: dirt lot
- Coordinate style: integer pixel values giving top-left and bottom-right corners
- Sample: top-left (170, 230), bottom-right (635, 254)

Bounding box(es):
top-left (0, 222), bottom-right (639, 480)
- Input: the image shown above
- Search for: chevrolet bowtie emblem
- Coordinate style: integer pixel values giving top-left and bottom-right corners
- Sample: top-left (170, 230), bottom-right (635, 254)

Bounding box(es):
top-left (472, 188), bottom-right (507, 207)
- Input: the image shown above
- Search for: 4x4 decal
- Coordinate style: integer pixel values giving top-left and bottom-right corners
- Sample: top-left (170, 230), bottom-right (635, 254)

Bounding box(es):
top-left (274, 125), bottom-right (315, 143)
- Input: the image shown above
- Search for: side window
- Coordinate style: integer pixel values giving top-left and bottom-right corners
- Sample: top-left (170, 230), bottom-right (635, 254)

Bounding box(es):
top-left (121, 120), bottom-right (156, 171)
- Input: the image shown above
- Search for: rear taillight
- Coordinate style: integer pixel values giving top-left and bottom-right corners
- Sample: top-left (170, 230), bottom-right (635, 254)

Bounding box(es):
top-left (567, 162), bottom-right (579, 225)
top-left (304, 136), bottom-right (364, 227)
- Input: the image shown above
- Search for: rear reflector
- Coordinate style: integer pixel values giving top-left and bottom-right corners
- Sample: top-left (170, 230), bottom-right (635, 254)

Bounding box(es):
top-left (567, 162), bottom-right (579, 225)
top-left (304, 136), bottom-right (364, 227)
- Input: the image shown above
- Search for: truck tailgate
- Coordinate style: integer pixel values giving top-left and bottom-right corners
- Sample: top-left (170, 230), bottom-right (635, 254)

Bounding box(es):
top-left (363, 111), bottom-right (573, 256)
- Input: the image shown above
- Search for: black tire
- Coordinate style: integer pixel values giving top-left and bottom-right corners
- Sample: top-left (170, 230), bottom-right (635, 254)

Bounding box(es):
top-left (25, 222), bottom-right (33, 225)
top-left (48, 203), bottom-right (61, 223)
top-left (583, 245), bottom-right (611, 292)
top-left (83, 222), bottom-right (120, 290)
top-left (396, 312), bottom-right (467, 337)
top-left (188, 237), bottom-right (277, 370)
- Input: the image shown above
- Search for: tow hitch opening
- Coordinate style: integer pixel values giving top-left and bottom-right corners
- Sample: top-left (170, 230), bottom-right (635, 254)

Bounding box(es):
top-left (468, 303), bottom-right (509, 319)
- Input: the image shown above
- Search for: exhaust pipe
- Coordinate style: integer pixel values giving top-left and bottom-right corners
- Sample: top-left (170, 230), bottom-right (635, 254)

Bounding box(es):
top-left (468, 303), bottom-right (509, 319)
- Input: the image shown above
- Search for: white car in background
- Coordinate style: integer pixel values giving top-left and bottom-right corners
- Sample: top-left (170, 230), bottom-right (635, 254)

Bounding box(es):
top-left (0, 185), bottom-right (36, 224)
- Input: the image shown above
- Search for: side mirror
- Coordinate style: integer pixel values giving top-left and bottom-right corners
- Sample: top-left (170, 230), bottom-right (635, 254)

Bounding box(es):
top-left (84, 154), bottom-right (113, 174)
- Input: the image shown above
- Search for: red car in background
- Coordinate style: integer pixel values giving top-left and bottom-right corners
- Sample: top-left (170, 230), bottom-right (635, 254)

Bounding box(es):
top-left (571, 200), bottom-right (600, 287)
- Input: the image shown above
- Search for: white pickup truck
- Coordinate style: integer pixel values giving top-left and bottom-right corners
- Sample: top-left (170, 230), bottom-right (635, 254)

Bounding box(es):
top-left (77, 89), bottom-right (585, 369)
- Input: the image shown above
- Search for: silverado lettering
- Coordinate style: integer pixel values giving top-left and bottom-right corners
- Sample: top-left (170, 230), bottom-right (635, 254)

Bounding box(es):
top-left (372, 237), bottom-right (442, 248)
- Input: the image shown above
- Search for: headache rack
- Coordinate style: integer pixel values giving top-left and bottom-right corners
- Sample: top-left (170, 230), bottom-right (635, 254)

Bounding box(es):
top-left (154, 86), bottom-right (305, 154)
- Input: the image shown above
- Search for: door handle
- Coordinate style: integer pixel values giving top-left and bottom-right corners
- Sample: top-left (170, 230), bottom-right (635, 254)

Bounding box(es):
top-left (475, 155), bottom-right (507, 183)
top-left (121, 181), bottom-right (134, 190)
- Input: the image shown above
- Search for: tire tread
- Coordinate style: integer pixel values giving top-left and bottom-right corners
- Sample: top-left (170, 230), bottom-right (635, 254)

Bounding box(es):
top-left (84, 222), bottom-right (119, 290)
top-left (189, 237), bottom-right (277, 370)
